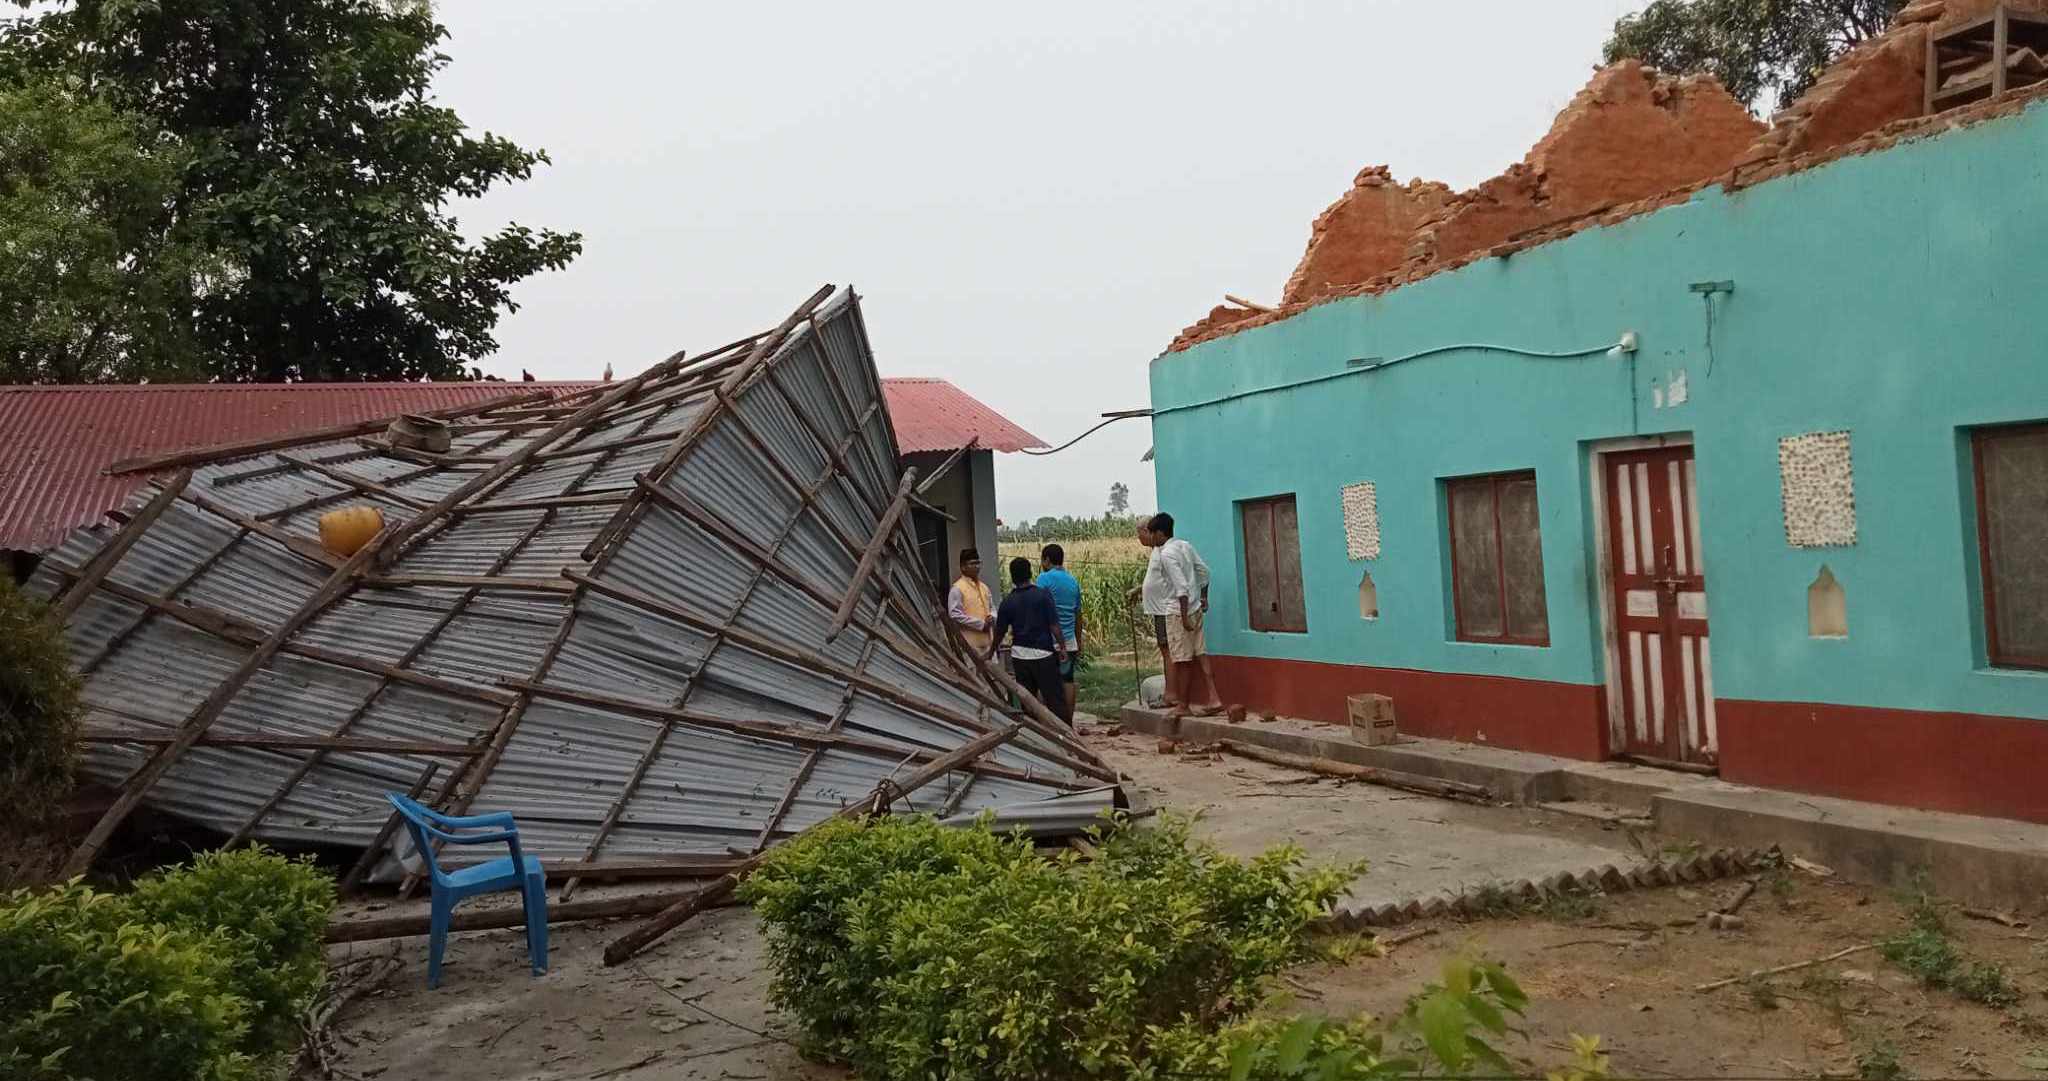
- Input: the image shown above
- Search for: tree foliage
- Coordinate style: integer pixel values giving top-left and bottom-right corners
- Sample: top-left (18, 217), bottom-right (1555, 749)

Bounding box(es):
top-left (0, 577), bottom-right (82, 832)
top-left (1603, 0), bottom-right (1906, 112)
top-left (1108, 480), bottom-right (1131, 515)
top-left (0, 0), bottom-right (580, 383)
top-left (0, 76), bottom-right (217, 384)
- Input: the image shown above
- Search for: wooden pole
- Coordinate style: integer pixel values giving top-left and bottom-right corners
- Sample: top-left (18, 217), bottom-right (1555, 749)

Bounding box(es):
top-left (1216, 741), bottom-right (1494, 804)
top-left (825, 469), bottom-right (919, 641)
top-left (49, 471), bottom-right (192, 623)
top-left (376, 362), bottom-right (685, 565)
top-left (326, 887), bottom-right (741, 944)
top-left (601, 724), bottom-right (1022, 966)
top-left (62, 528), bottom-right (391, 877)
top-left (78, 732), bottom-right (479, 756)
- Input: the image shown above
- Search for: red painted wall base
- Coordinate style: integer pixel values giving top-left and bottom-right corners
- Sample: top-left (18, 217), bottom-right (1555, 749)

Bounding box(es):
top-left (1204, 654), bottom-right (1608, 761)
top-left (1202, 654), bottom-right (2048, 824)
top-left (1717, 699), bottom-right (2048, 824)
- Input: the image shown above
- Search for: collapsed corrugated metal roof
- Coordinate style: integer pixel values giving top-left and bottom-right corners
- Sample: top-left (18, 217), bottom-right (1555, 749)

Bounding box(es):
top-left (28, 286), bottom-right (1119, 891)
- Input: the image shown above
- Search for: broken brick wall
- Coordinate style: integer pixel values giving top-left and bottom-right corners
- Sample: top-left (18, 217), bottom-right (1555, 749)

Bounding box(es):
top-left (1279, 168), bottom-right (1453, 306)
top-left (1747, 0), bottom-right (2048, 162)
top-left (1414, 63), bottom-right (1763, 272)
top-left (1257, 62), bottom-right (1762, 334)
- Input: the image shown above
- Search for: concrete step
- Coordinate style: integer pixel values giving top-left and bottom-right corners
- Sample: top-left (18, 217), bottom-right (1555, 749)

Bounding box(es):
top-left (1536, 800), bottom-right (1654, 828)
top-left (1653, 782), bottom-right (2048, 910)
top-left (1119, 699), bottom-right (2048, 909)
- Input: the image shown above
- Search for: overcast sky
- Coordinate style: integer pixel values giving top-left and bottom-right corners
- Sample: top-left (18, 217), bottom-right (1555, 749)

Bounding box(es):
top-left (435, 0), bottom-right (1646, 524)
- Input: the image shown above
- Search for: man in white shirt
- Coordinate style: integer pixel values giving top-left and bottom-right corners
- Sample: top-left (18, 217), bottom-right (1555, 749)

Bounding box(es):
top-left (1136, 513), bottom-right (1222, 717)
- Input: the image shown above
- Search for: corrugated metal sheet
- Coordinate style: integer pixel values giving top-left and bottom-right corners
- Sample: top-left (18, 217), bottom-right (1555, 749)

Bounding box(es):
top-left (0, 382), bottom-right (601, 552)
top-left (3, 376), bottom-right (1041, 552)
top-left (28, 288), bottom-right (1118, 885)
top-left (879, 378), bottom-right (1047, 453)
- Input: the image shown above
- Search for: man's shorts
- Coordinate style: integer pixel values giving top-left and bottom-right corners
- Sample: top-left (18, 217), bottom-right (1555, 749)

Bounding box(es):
top-left (1165, 610), bottom-right (1206, 663)
top-left (1058, 638), bottom-right (1079, 681)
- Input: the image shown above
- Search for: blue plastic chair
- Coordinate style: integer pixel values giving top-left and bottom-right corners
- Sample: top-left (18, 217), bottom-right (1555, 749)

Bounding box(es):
top-left (385, 793), bottom-right (548, 989)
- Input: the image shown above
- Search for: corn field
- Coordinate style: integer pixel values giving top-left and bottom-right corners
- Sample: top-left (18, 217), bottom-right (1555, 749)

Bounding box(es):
top-left (996, 540), bottom-right (1150, 649)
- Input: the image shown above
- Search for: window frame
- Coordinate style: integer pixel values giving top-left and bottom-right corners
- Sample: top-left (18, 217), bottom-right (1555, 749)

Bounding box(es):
top-left (1240, 493), bottom-right (1308, 634)
top-left (1974, 421), bottom-right (2048, 671)
top-left (1444, 470), bottom-right (1550, 647)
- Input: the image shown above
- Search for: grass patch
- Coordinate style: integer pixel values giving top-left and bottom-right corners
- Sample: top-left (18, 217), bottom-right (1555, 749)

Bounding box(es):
top-left (1879, 875), bottom-right (2020, 1007)
top-left (1855, 1039), bottom-right (1908, 1080)
top-left (1075, 648), bottom-right (1161, 719)
top-left (1458, 883), bottom-right (1602, 923)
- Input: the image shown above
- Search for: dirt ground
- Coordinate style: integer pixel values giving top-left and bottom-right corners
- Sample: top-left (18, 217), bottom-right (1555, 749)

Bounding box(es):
top-left (323, 719), bottom-right (2048, 1080)
top-left (1295, 875), bottom-right (2048, 1079)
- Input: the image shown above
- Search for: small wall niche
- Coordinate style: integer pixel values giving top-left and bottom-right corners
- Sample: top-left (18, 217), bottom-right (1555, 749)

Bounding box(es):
top-left (1807, 564), bottom-right (1847, 638)
top-left (1358, 569), bottom-right (1379, 620)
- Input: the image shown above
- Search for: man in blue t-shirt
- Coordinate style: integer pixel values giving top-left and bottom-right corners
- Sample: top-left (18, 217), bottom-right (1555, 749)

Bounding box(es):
top-left (1038, 544), bottom-right (1083, 716)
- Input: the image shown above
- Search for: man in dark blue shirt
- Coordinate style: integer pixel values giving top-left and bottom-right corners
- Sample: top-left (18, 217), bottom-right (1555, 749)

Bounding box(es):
top-left (990, 557), bottom-right (1071, 723)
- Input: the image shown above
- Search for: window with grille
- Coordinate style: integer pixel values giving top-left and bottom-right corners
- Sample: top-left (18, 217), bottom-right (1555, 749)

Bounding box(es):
top-left (1445, 471), bottom-right (1549, 645)
top-left (1975, 422), bottom-right (2048, 670)
top-left (1240, 495), bottom-right (1307, 633)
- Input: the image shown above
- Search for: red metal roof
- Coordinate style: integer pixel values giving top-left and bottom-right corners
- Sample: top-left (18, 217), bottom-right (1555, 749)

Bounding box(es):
top-left (1, 376), bottom-right (1043, 552)
top-left (0, 382), bottom-right (593, 552)
top-left (880, 378), bottom-right (1045, 455)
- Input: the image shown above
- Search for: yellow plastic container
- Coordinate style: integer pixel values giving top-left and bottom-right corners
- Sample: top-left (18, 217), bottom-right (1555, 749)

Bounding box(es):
top-left (318, 505), bottom-right (385, 557)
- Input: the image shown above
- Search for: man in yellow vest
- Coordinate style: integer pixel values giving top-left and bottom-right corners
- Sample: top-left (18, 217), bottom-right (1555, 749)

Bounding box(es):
top-left (947, 548), bottom-right (994, 654)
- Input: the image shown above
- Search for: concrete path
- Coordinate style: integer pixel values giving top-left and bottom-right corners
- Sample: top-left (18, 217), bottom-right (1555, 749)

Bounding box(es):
top-left (1091, 723), bottom-right (1645, 917)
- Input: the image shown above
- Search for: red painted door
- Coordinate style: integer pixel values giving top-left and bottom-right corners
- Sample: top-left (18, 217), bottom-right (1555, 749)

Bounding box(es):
top-left (1605, 446), bottom-right (1716, 766)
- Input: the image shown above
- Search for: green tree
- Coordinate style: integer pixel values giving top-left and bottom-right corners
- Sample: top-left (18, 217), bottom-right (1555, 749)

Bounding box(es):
top-left (1107, 480), bottom-right (1130, 515)
top-left (1603, 0), bottom-right (1906, 112)
top-left (0, 77), bottom-right (218, 383)
top-left (1, 0), bottom-right (581, 383)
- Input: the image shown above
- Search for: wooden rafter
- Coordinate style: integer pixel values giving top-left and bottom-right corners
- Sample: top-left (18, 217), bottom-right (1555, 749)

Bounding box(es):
top-left (61, 528), bottom-right (391, 877)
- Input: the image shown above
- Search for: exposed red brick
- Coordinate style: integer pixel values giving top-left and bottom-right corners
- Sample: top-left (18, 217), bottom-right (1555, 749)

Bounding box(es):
top-left (1162, 33), bottom-right (2048, 357)
top-left (1279, 166), bottom-right (1452, 306)
top-left (1413, 62), bottom-right (1761, 271)
top-left (1751, 0), bottom-right (2048, 162)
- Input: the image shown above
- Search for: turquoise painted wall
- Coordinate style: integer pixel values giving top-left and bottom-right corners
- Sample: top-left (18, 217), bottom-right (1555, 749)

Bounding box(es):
top-left (1149, 99), bottom-right (2048, 722)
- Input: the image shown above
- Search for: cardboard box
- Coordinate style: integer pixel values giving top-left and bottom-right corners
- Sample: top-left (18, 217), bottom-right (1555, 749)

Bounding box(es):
top-left (1347, 693), bottom-right (1397, 745)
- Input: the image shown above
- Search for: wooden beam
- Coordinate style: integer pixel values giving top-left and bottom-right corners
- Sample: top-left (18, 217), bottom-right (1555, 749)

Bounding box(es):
top-left (80, 731), bottom-right (480, 756)
top-left (363, 574), bottom-right (576, 594)
top-left (105, 391), bottom-right (551, 475)
top-left (49, 471), bottom-right (192, 623)
top-left (751, 641), bottom-right (875, 853)
top-left (826, 469), bottom-right (919, 641)
top-left (913, 439), bottom-right (977, 497)
top-left (61, 528), bottom-right (390, 877)
top-left (579, 285), bottom-right (836, 563)
top-left (326, 885), bottom-right (740, 944)
top-left (602, 724), bottom-right (1022, 966)
top-left (377, 361), bottom-right (687, 565)
top-left (455, 491), bottom-right (628, 515)
top-left (275, 453), bottom-right (431, 510)
top-left (501, 677), bottom-right (1084, 790)
top-left (338, 762), bottom-right (440, 894)
top-left (565, 569), bottom-right (1117, 785)
top-left (228, 512), bottom-right (555, 849)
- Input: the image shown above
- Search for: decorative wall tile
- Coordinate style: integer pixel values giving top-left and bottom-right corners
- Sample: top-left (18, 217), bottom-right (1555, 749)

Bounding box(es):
top-left (1340, 481), bottom-right (1380, 560)
top-left (1778, 431), bottom-right (1856, 548)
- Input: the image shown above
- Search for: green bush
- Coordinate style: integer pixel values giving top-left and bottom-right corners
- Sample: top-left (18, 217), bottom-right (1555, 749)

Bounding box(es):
top-left (1147, 967), bottom-right (1606, 1080)
top-left (129, 849), bottom-right (336, 1055)
top-left (0, 577), bottom-right (82, 830)
top-left (0, 849), bottom-right (335, 1080)
top-left (742, 814), bottom-right (1360, 1080)
top-left (0, 882), bottom-right (260, 1081)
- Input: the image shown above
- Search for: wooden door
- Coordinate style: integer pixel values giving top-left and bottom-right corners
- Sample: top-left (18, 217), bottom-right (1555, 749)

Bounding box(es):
top-left (1604, 447), bottom-right (1716, 765)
